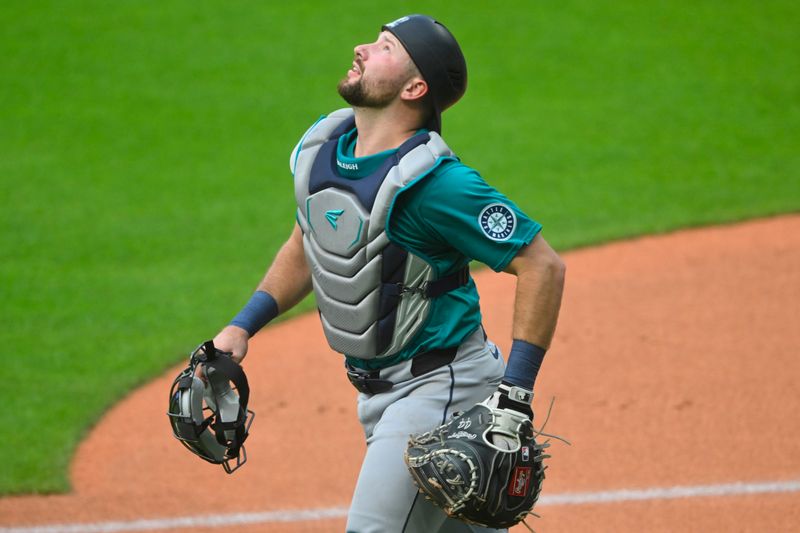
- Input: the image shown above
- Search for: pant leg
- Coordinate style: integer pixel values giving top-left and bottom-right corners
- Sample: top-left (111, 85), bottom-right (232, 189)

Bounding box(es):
top-left (346, 394), bottom-right (451, 533)
top-left (345, 329), bottom-right (508, 533)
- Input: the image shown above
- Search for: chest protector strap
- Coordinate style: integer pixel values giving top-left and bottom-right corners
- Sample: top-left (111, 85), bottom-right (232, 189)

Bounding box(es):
top-left (292, 108), bottom-right (469, 360)
top-left (387, 265), bottom-right (470, 299)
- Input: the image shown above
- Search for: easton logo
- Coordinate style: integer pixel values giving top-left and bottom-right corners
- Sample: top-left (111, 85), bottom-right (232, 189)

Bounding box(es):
top-left (507, 466), bottom-right (532, 497)
top-left (478, 203), bottom-right (516, 241)
top-left (325, 209), bottom-right (344, 230)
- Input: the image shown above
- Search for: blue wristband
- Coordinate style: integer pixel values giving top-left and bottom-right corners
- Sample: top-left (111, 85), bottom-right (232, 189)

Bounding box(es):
top-left (230, 291), bottom-right (279, 337)
top-left (503, 339), bottom-right (546, 391)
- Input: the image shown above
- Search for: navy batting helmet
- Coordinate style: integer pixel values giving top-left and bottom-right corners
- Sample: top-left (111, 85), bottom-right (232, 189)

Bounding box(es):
top-left (383, 15), bottom-right (467, 133)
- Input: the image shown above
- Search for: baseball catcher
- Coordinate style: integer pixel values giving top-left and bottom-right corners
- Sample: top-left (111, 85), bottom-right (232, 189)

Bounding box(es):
top-left (405, 385), bottom-right (553, 530)
top-left (197, 13), bottom-right (568, 532)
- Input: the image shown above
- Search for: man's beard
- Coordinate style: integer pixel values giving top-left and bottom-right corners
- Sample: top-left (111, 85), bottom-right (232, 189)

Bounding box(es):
top-left (337, 75), bottom-right (402, 108)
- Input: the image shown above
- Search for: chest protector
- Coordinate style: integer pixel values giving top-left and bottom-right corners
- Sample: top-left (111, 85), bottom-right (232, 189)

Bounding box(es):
top-left (292, 108), bottom-right (465, 360)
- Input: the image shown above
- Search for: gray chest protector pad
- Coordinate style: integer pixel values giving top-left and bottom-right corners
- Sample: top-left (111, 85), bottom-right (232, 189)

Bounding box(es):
top-left (292, 108), bottom-right (462, 360)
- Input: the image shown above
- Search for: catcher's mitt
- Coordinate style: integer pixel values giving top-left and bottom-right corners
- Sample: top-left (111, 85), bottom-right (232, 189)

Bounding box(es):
top-left (404, 403), bottom-right (549, 529)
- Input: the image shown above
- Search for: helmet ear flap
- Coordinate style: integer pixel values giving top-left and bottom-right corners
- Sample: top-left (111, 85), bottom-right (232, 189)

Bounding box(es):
top-left (168, 370), bottom-right (207, 439)
top-left (185, 375), bottom-right (206, 425)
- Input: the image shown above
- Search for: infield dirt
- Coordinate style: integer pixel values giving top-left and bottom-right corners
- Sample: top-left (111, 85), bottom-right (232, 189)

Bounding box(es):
top-left (1, 215), bottom-right (798, 532)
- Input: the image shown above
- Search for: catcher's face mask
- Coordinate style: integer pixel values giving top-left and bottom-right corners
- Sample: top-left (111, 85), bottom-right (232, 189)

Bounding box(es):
top-left (167, 341), bottom-right (254, 474)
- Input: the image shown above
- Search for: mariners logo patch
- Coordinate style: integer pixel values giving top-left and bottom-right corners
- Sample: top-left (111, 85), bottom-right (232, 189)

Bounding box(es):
top-left (479, 203), bottom-right (516, 241)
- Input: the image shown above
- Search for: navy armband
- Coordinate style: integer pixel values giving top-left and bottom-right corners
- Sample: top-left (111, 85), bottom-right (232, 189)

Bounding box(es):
top-left (503, 339), bottom-right (546, 391)
top-left (230, 290), bottom-right (279, 337)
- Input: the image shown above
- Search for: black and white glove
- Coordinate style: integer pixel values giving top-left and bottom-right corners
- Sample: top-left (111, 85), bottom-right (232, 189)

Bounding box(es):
top-left (405, 383), bottom-right (547, 528)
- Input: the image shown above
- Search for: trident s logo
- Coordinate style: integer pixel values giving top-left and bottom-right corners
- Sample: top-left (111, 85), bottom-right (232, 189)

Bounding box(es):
top-left (325, 209), bottom-right (344, 230)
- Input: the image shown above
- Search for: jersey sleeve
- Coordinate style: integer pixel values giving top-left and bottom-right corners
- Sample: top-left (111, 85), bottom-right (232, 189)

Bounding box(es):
top-left (412, 162), bottom-right (542, 272)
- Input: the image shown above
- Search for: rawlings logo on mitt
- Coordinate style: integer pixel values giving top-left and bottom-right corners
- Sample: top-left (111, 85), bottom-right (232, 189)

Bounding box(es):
top-left (404, 403), bottom-right (549, 530)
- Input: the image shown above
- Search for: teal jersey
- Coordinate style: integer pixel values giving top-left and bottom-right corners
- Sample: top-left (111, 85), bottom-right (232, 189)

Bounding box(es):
top-left (333, 128), bottom-right (542, 369)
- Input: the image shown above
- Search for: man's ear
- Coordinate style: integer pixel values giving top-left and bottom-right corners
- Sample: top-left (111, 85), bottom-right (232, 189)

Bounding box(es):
top-left (401, 76), bottom-right (429, 102)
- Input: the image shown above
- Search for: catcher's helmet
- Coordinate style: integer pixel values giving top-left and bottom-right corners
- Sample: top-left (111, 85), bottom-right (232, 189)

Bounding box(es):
top-left (382, 14), bottom-right (467, 133)
top-left (167, 340), bottom-right (254, 474)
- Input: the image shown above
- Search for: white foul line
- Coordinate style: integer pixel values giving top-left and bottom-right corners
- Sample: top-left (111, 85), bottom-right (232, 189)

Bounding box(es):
top-left (536, 479), bottom-right (800, 506)
top-left (0, 508), bottom-right (351, 533)
top-left (2, 479), bottom-right (799, 533)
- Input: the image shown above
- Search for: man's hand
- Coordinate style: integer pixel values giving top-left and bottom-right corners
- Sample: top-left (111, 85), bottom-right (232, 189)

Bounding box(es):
top-left (212, 325), bottom-right (250, 364)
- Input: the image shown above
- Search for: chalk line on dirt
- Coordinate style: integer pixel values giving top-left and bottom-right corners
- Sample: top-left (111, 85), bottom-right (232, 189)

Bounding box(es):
top-left (3, 479), bottom-right (799, 532)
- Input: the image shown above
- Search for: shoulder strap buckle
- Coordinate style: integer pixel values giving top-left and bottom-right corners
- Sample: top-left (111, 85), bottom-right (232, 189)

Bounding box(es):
top-left (396, 266), bottom-right (470, 300)
top-left (396, 281), bottom-right (431, 299)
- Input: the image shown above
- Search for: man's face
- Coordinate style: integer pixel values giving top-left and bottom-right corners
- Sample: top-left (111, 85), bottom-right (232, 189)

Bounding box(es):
top-left (337, 31), bottom-right (417, 108)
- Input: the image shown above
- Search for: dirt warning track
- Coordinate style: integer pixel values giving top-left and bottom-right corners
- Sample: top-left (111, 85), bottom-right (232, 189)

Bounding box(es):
top-left (1, 215), bottom-right (799, 532)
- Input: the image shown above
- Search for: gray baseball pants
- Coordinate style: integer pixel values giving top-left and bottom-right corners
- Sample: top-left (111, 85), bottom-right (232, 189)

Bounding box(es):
top-left (345, 327), bottom-right (507, 533)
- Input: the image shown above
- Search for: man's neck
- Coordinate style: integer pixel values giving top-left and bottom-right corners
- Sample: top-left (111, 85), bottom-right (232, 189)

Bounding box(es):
top-left (351, 106), bottom-right (420, 158)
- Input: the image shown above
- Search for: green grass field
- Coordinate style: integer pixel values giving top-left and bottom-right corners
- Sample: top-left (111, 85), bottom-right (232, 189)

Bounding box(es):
top-left (2, 0), bottom-right (798, 494)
